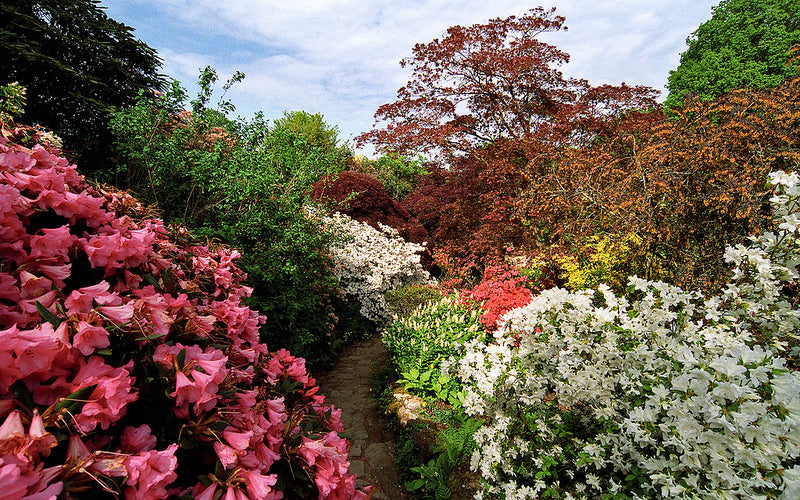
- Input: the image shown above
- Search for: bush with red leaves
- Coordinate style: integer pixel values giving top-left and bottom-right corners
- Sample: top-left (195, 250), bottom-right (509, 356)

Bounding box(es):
top-left (311, 171), bottom-right (428, 245)
top-left (461, 266), bottom-right (535, 331)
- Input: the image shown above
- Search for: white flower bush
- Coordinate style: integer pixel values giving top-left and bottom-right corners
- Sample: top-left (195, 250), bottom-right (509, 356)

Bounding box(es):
top-left (452, 171), bottom-right (800, 499)
top-left (320, 211), bottom-right (435, 322)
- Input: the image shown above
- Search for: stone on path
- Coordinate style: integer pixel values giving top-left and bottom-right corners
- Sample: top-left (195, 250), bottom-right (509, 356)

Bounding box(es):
top-left (315, 334), bottom-right (412, 500)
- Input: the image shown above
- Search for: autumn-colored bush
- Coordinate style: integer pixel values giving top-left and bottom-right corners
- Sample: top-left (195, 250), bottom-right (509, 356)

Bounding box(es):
top-left (0, 125), bottom-right (369, 499)
top-left (402, 141), bottom-right (541, 277)
top-left (518, 75), bottom-right (800, 290)
top-left (311, 170), bottom-right (428, 245)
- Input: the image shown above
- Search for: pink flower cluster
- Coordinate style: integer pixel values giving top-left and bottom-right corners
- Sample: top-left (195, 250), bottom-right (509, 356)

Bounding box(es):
top-left (462, 265), bottom-right (534, 331)
top-left (0, 126), bottom-right (370, 499)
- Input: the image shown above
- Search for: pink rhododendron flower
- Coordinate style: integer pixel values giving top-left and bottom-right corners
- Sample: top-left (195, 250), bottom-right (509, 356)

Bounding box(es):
top-left (97, 303), bottom-right (135, 325)
top-left (154, 343), bottom-right (228, 416)
top-left (299, 432), bottom-right (361, 500)
top-left (34, 189), bottom-right (109, 228)
top-left (18, 271), bottom-right (52, 299)
top-left (222, 428), bottom-right (253, 451)
top-left (0, 323), bottom-right (70, 393)
top-left (123, 444), bottom-right (178, 500)
top-left (213, 441), bottom-right (239, 469)
top-left (133, 286), bottom-right (174, 338)
top-left (36, 263), bottom-right (71, 289)
top-left (65, 281), bottom-right (122, 314)
top-left (73, 321), bottom-right (110, 355)
top-left (120, 425), bottom-right (157, 454)
top-left (28, 225), bottom-right (75, 263)
top-left (68, 358), bottom-right (137, 433)
top-left (0, 453), bottom-right (62, 500)
top-left (244, 470), bottom-right (281, 500)
top-left (193, 483), bottom-right (217, 500)
top-left (0, 129), bottom-right (368, 499)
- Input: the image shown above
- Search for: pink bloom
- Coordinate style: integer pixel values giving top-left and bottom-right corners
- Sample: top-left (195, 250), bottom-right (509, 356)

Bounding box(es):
top-left (0, 274), bottom-right (20, 302)
top-left (298, 432), bottom-right (358, 500)
top-left (66, 435), bottom-right (91, 462)
top-left (0, 453), bottom-right (63, 500)
top-left (222, 428), bottom-right (253, 451)
top-left (97, 303), bottom-right (134, 325)
top-left (133, 287), bottom-right (173, 338)
top-left (0, 410), bottom-right (25, 448)
top-left (25, 412), bottom-right (57, 459)
top-left (65, 281), bottom-right (121, 314)
top-left (244, 470), bottom-right (280, 500)
top-left (70, 358), bottom-right (137, 433)
top-left (213, 442), bottom-right (238, 469)
top-left (157, 344), bottom-right (228, 416)
top-left (73, 321), bottom-right (110, 355)
top-left (223, 486), bottom-right (238, 500)
top-left (36, 264), bottom-right (71, 289)
top-left (193, 484), bottom-right (217, 500)
top-left (123, 444), bottom-right (178, 500)
top-left (120, 425), bottom-right (157, 454)
top-left (28, 225), bottom-right (75, 262)
top-left (18, 271), bottom-right (52, 299)
top-left (0, 323), bottom-right (70, 393)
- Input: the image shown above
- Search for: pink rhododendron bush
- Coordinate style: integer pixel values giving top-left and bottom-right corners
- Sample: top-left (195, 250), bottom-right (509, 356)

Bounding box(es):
top-left (0, 125), bottom-right (370, 499)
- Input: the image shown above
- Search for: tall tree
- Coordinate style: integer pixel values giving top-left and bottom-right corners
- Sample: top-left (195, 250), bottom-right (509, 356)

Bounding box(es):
top-left (357, 7), bottom-right (656, 163)
top-left (359, 7), bottom-right (658, 276)
top-left (0, 0), bottom-right (164, 173)
top-left (665, 0), bottom-right (800, 109)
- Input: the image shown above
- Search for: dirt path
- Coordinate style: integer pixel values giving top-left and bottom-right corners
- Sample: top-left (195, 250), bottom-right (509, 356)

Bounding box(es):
top-left (314, 334), bottom-right (412, 500)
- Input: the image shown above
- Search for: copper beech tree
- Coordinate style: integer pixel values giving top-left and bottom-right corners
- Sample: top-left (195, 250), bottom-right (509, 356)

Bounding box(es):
top-left (357, 7), bottom-right (657, 161)
top-left (357, 7), bottom-right (659, 277)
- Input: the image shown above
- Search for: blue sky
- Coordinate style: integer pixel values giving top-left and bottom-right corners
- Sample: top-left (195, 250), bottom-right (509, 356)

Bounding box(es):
top-left (100, 0), bottom-right (720, 155)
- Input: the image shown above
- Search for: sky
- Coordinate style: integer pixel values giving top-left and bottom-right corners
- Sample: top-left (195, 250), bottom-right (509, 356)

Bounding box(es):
top-left (99, 0), bottom-right (720, 155)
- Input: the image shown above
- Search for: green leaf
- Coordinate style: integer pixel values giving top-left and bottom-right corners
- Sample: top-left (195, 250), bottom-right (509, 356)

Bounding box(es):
top-left (405, 479), bottom-right (426, 491)
top-left (52, 384), bottom-right (98, 415)
top-left (177, 348), bottom-right (186, 369)
top-left (36, 301), bottom-right (63, 327)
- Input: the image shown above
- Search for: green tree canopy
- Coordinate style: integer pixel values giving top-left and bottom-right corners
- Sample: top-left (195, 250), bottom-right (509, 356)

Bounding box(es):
top-left (0, 0), bottom-right (164, 172)
top-left (665, 0), bottom-right (800, 109)
top-left (272, 110), bottom-right (341, 152)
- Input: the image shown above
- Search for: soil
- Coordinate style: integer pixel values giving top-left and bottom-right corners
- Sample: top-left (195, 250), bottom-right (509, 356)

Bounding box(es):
top-left (314, 334), bottom-right (413, 500)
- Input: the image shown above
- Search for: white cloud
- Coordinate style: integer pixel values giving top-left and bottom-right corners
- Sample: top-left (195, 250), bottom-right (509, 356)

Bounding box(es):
top-left (101, 0), bottom-right (719, 154)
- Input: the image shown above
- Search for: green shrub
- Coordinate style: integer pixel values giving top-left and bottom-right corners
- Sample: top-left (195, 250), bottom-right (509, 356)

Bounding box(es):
top-left (385, 284), bottom-right (443, 318)
top-left (383, 295), bottom-right (486, 405)
top-left (109, 68), bottom-right (350, 367)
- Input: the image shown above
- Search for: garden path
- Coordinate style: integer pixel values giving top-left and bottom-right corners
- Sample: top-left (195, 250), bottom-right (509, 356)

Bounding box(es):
top-left (315, 334), bottom-right (412, 500)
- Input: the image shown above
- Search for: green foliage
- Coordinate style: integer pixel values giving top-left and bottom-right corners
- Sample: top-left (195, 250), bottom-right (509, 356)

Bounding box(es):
top-left (383, 296), bottom-right (486, 401)
top-left (0, 0), bottom-right (164, 172)
top-left (352, 153), bottom-right (429, 200)
top-left (397, 367), bottom-right (464, 408)
top-left (384, 284), bottom-right (442, 318)
top-left (109, 68), bottom-right (348, 367)
top-left (272, 110), bottom-right (347, 156)
top-left (665, 0), bottom-right (800, 108)
top-left (0, 81), bottom-right (26, 123)
top-left (257, 123), bottom-right (349, 195)
top-left (404, 413), bottom-right (483, 499)
top-left (405, 455), bottom-right (453, 500)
